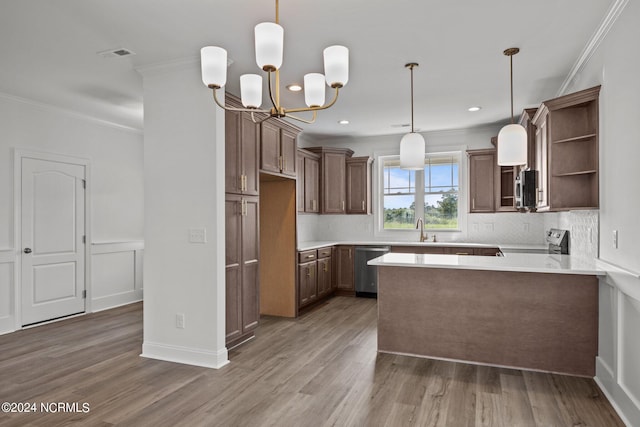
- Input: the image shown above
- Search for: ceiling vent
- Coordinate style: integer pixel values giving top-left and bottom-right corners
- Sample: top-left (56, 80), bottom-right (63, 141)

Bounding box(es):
top-left (97, 48), bottom-right (136, 59)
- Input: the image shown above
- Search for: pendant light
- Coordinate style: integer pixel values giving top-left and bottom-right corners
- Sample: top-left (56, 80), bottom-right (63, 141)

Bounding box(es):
top-left (497, 48), bottom-right (527, 166)
top-left (400, 63), bottom-right (425, 170)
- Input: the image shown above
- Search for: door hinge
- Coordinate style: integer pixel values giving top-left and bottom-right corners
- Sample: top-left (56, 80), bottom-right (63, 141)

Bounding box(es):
top-left (82, 235), bottom-right (86, 244)
top-left (82, 290), bottom-right (87, 299)
top-left (82, 179), bottom-right (86, 189)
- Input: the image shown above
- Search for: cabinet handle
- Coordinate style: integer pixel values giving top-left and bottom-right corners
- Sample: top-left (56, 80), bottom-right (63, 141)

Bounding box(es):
top-left (342, 200), bottom-right (345, 211)
top-left (306, 267), bottom-right (311, 278)
top-left (278, 156), bottom-right (283, 171)
top-left (283, 157), bottom-right (286, 171)
top-left (243, 175), bottom-right (247, 191)
top-left (349, 249), bottom-right (351, 259)
top-left (362, 200), bottom-right (365, 211)
top-left (324, 264), bottom-right (328, 272)
top-left (455, 252), bottom-right (470, 255)
top-left (306, 255), bottom-right (314, 259)
top-left (313, 200), bottom-right (317, 211)
top-left (241, 199), bottom-right (248, 216)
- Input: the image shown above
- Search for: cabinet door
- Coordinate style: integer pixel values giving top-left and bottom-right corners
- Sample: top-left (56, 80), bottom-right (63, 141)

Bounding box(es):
top-left (317, 257), bottom-right (331, 297)
top-left (242, 196), bottom-right (260, 333)
top-left (322, 152), bottom-right (347, 213)
top-left (304, 156), bottom-right (319, 213)
top-left (469, 151), bottom-right (495, 213)
top-left (535, 115), bottom-right (549, 210)
top-left (261, 121), bottom-right (281, 174)
top-left (225, 195), bottom-right (242, 342)
top-left (336, 246), bottom-right (354, 291)
top-left (297, 152), bottom-right (305, 213)
top-left (281, 129), bottom-right (297, 177)
top-left (241, 114), bottom-right (260, 196)
top-left (346, 159), bottom-right (369, 214)
top-left (225, 111), bottom-right (242, 194)
top-left (298, 261), bottom-right (316, 307)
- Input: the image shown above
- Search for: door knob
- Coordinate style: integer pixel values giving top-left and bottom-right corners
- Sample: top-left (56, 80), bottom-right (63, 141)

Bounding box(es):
top-left (24, 248), bottom-right (32, 254)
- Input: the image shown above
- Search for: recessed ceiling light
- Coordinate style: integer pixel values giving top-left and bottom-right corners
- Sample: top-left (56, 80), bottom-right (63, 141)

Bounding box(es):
top-left (287, 84), bottom-right (303, 92)
top-left (468, 106), bottom-right (482, 112)
top-left (338, 120), bottom-right (349, 125)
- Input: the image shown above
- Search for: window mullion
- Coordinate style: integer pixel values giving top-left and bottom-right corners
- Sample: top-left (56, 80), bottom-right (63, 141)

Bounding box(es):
top-left (415, 168), bottom-right (425, 221)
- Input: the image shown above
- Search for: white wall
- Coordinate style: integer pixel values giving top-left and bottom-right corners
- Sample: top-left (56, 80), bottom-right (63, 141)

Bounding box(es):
top-left (297, 125), bottom-right (548, 245)
top-left (0, 94), bottom-right (144, 334)
top-left (140, 61), bottom-right (228, 369)
top-left (558, 1), bottom-right (640, 424)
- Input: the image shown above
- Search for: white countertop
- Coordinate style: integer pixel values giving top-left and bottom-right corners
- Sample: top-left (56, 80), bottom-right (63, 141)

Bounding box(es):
top-left (297, 240), bottom-right (548, 253)
top-left (367, 252), bottom-right (605, 276)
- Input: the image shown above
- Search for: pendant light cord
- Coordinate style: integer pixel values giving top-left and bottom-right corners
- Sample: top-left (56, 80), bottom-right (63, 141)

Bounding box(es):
top-left (410, 65), bottom-right (415, 133)
top-left (510, 53), bottom-right (514, 124)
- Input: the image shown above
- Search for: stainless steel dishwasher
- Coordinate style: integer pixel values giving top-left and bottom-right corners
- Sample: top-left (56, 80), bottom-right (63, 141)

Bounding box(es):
top-left (355, 246), bottom-right (390, 297)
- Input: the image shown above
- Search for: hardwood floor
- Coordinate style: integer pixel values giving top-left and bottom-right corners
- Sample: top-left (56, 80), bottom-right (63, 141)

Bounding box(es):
top-left (0, 297), bottom-right (625, 426)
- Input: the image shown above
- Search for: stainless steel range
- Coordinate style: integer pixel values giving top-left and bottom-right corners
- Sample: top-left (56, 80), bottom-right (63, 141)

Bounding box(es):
top-left (546, 228), bottom-right (569, 254)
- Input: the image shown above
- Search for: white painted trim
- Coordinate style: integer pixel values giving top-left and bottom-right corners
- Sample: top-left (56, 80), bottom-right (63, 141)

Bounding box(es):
top-left (0, 249), bottom-right (14, 263)
top-left (557, 0), bottom-right (630, 96)
top-left (91, 240), bottom-right (144, 255)
top-left (597, 259), bottom-right (640, 302)
top-left (0, 91), bottom-right (142, 135)
top-left (92, 290), bottom-right (143, 312)
top-left (13, 149), bottom-right (93, 327)
top-left (141, 341), bottom-right (230, 369)
top-left (596, 359), bottom-right (639, 427)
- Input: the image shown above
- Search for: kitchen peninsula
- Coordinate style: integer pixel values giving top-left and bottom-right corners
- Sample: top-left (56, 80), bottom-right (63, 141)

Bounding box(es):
top-left (369, 252), bottom-right (605, 377)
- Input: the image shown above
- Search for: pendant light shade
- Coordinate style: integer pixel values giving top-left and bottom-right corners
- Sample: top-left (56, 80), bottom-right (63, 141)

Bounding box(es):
top-left (304, 73), bottom-right (326, 107)
top-left (497, 47), bottom-right (527, 166)
top-left (255, 22), bottom-right (284, 71)
top-left (323, 46), bottom-right (349, 88)
top-left (399, 63), bottom-right (425, 170)
top-left (400, 132), bottom-right (426, 170)
top-left (240, 74), bottom-right (263, 108)
top-left (201, 46), bottom-right (228, 88)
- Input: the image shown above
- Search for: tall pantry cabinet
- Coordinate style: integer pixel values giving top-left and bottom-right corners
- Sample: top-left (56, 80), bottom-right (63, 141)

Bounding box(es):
top-left (225, 95), bottom-right (260, 348)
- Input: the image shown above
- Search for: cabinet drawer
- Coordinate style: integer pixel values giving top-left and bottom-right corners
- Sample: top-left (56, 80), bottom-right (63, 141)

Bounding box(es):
top-left (298, 250), bottom-right (317, 263)
top-left (317, 247), bottom-right (332, 258)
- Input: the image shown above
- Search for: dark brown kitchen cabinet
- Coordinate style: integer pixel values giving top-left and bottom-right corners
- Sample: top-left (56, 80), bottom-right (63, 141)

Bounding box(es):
top-left (519, 108), bottom-right (538, 170)
top-left (490, 136), bottom-right (517, 212)
top-left (533, 85), bottom-right (600, 211)
top-left (306, 147), bottom-right (354, 214)
top-left (316, 251), bottom-right (332, 298)
top-left (261, 120), bottom-right (300, 178)
top-left (298, 260), bottom-right (317, 307)
top-left (225, 95), bottom-right (259, 196)
top-left (468, 149), bottom-right (496, 213)
top-left (336, 245), bottom-right (355, 294)
top-left (346, 156), bottom-right (373, 214)
top-left (297, 149), bottom-right (320, 213)
top-left (225, 194), bottom-right (260, 347)
top-left (297, 246), bottom-right (332, 310)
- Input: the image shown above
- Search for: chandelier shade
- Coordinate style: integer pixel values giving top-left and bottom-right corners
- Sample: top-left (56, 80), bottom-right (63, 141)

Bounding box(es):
top-left (497, 47), bottom-right (527, 166)
top-left (201, 46), bottom-right (227, 88)
top-left (254, 22), bottom-right (284, 71)
top-left (304, 73), bottom-right (326, 107)
top-left (323, 46), bottom-right (349, 88)
top-left (240, 74), bottom-right (263, 108)
top-left (400, 132), bottom-right (426, 170)
top-left (200, 0), bottom-right (348, 124)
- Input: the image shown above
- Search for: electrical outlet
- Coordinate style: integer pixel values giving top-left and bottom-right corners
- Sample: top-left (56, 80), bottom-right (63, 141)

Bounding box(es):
top-left (176, 313), bottom-right (185, 329)
top-left (523, 223), bottom-right (530, 232)
top-left (189, 228), bottom-right (207, 243)
top-left (613, 230), bottom-right (618, 249)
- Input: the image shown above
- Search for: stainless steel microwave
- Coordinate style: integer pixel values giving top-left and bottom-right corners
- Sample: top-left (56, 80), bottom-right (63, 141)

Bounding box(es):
top-left (515, 169), bottom-right (537, 209)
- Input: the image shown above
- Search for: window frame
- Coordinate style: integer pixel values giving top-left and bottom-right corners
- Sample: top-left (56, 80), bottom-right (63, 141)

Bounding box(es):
top-left (375, 150), bottom-right (463, 234)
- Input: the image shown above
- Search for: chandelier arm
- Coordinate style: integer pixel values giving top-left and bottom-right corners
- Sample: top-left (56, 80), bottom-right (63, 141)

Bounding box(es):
top-left (212, 89), bottom-right (270, 114)
top-left (285, 111), bottom-right (317, 124)
top-left (267, 71), bottom-right (278, 110)
top-left (285, 87), bottom-right (340, 114)
top-left (250, 111), bottom-right (273, 124)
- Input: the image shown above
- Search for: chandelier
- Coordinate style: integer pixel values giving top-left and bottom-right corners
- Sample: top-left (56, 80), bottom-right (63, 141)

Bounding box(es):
top-left (399, 63), bottom-right (425, 170)
top-left (200, 0), bottom-right (349, 124)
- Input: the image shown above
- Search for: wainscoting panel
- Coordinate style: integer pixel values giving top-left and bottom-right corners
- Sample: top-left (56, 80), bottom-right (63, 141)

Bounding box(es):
top-left (91, 241), bottom-right (143, 312)
top-left (596, 259), bottom-right (640, 427)
top-left (0, 251), bottom-right (14, 334)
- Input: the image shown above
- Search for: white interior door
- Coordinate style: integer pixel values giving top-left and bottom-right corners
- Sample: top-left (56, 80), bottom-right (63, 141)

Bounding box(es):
top-left (21, 157), bottom-right (86, 326)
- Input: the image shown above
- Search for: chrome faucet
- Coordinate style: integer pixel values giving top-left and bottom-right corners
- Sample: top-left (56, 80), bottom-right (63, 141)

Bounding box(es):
top-left (416, 218), bottom-right (428, 242)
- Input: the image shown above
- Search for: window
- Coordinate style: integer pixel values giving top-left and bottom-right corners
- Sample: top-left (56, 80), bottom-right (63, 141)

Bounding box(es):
top-left (381, 153), bottom-right (460, 230)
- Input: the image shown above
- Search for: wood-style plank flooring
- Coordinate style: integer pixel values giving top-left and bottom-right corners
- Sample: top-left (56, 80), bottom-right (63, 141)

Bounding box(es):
top-left (0, 297), bottom-right (625, 426)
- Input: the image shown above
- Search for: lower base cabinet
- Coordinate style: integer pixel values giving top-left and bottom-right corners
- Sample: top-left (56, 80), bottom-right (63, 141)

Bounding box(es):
top-left (297, 247), bottom-right (333, 311)
top-left (336, 245), bottom-right (355, 294)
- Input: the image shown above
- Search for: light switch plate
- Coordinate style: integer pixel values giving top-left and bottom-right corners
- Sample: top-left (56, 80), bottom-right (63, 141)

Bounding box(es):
top-left (613, 229), bottom-right (618, 248)
top-left (189, 228), bottom-right (207, 243)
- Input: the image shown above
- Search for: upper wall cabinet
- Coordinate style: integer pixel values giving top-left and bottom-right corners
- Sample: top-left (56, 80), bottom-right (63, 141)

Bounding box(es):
top-left (468, 149), bottom-right (496, 213)
top-left (261, 120), bottom-right (300, 178)
top-left (346, 156), bottom-right (373, 214)
top-left (225, 95), bottom-right (259, 196)
top-left (533, 86), bottom-right (600, 211)
top-left (306, 147), bottom-right (354, 214)
top-left (491, 136), bottom-right (517, 212)
top-left (519, 108), bottom-right (538, 171)
top-left (297, 148), bottom-right (320, 213)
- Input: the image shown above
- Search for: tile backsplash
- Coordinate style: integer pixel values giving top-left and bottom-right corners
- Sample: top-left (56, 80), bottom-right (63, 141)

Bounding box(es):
top-left (544, 210), bottom-right (599, 259)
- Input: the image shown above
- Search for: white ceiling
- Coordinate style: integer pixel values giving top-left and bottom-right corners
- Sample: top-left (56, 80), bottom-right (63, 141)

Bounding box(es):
top-left (0, 1), bottom-right (614, 140)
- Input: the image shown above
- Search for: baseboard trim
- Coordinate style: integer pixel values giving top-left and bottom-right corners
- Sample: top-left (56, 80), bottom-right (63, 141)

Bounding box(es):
top-left (141, 341), bottom-right (229, 369)
top-left (92, 290), bottom-right (143, 312)
top-left (595, 357), bottom-right (639, 427)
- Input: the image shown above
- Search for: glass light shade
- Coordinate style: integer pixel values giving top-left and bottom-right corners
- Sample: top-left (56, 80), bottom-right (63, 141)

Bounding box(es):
top-left (399, 132), bottom-right (426, 170)
top-left (497, 123), bottom-right (528, 165)
top-left (303, 73), bottom-right (325, 107)
top-left (200, 46), bottom-right (227, 87)
top-left (240, 74), bottom-right (263, 108)
top-left (323, 45), bottom-right (349, 87)
top-left (255, 22), bottom-right (283, 70)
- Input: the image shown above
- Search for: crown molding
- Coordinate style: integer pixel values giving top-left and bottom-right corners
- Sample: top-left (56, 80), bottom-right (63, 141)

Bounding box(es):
top-left (0, 91), bottom-right (142, 135)
top-left (557, 0), bottom-right (629, 96)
